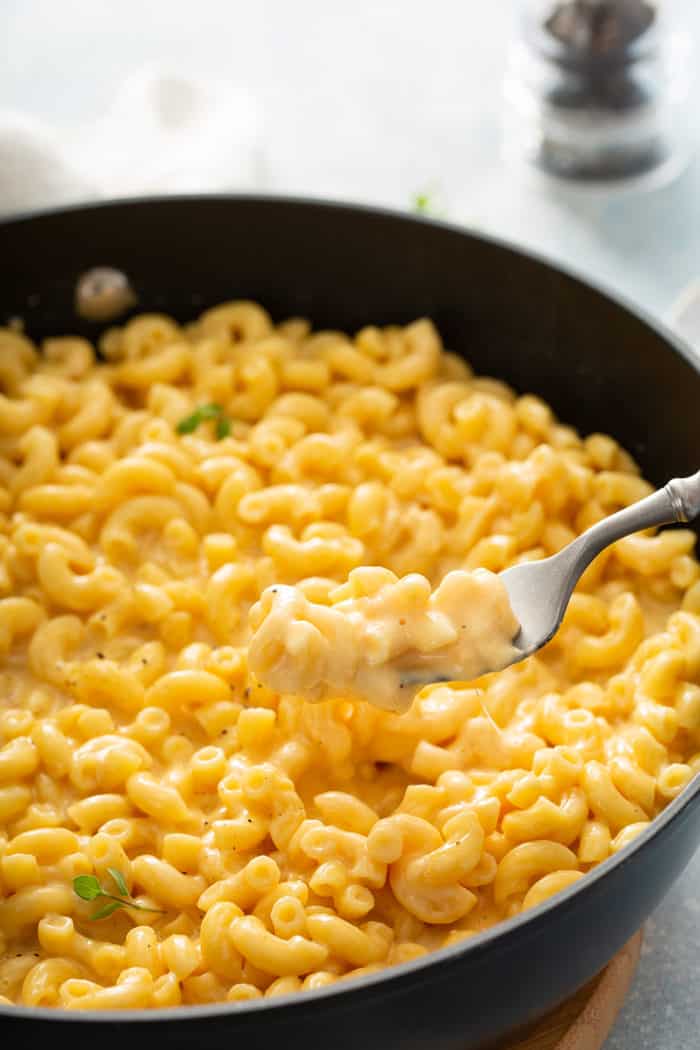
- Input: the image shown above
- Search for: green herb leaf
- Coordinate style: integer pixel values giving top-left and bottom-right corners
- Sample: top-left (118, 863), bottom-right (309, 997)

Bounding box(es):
top-left (125, 901), bottom-right (168, 914)
top-left (176, 402), bottom-right (230, 438)
top-left (176, 413), bottom-right (200, 434)
top-left (108, 867), bottom-right (129, 897)
top-left (413, 192), bottom-right (431, 214)
top-left (215, 415), bottom-right (231, 440)
top-left (74, 867), bottom-right (167, 921)
top-left (197, 403), bottom-right (224, 420)
top-left (73, 874), bottom-right (103, 901)
top-left (90, 900), bottom-right (124, 920)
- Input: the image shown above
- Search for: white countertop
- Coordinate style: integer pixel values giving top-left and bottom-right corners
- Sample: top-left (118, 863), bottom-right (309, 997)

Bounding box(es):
top-left (3, 1), bottom-right (700, 1044)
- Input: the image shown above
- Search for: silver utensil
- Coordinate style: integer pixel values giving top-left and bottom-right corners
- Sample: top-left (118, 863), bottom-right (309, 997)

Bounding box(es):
top-left (406, 469), bottom-right (700, 688)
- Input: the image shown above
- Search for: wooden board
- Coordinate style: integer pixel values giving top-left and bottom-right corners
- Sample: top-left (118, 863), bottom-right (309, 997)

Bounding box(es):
top-left (493, 931), bottom-right (642, 1050)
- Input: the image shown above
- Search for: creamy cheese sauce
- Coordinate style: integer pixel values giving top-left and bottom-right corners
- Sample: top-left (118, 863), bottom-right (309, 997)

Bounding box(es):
top-left (248, 568), bottom-right (520, 712)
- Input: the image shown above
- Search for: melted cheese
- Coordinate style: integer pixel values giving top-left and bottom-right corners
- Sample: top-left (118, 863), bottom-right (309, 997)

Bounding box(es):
top-left (248, 568), bottom-right (520, 711)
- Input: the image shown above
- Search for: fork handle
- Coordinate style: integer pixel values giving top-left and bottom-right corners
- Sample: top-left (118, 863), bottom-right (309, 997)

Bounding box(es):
top-left (665, 471), bottom-right (700, 523)
top-left (568, 468), bottom-right (700, 574)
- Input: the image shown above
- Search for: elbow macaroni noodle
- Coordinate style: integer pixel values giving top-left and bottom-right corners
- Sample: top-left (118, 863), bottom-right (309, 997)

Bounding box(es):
top-left (0, 304), bottom-right (699, 1010)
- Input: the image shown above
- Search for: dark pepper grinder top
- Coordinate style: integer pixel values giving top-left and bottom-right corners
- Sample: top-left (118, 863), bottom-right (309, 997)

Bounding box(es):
top-left (506, 0), bottom-right (693, 183)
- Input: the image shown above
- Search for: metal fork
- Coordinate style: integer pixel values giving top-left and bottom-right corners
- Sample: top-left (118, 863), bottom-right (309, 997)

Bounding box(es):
top-left (503, 468), bottom-right (700, 659)
top-left (406, 470), bottom-right (700, 688)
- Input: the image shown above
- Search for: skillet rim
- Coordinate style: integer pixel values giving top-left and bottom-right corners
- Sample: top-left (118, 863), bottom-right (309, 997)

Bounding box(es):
top-left (1, 192), bottom-right (699, 1024)
top-left (2, 191), bottom-right (700, 382)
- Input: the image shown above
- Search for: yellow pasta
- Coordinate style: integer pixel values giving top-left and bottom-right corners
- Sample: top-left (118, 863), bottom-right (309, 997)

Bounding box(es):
top-left (0, 303), bottom-right (698, 1010)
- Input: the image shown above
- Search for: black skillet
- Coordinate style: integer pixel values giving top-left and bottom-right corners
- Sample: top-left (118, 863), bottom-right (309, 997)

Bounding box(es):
top-left (1, 196), bottom-right (699, 1050)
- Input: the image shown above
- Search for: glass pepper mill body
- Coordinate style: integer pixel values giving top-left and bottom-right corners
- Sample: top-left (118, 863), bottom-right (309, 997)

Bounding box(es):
top-left (505, 0), bottom-right (693, 184)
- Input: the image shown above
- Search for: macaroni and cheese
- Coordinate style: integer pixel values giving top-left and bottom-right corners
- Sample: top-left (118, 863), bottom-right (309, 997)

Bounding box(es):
top-left (0, 304), bottom-right (699, 1011)
top-left (248, 569), bottom-right (520, 711)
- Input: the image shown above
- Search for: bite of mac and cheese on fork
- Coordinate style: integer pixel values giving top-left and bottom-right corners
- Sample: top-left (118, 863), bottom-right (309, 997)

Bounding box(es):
top-left (248, 568), bottom-right (520, 712)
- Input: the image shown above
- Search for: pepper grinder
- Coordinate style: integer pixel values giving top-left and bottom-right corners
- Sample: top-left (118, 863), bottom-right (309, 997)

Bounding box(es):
top-left (504, 0), bottom-right (694, 184)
